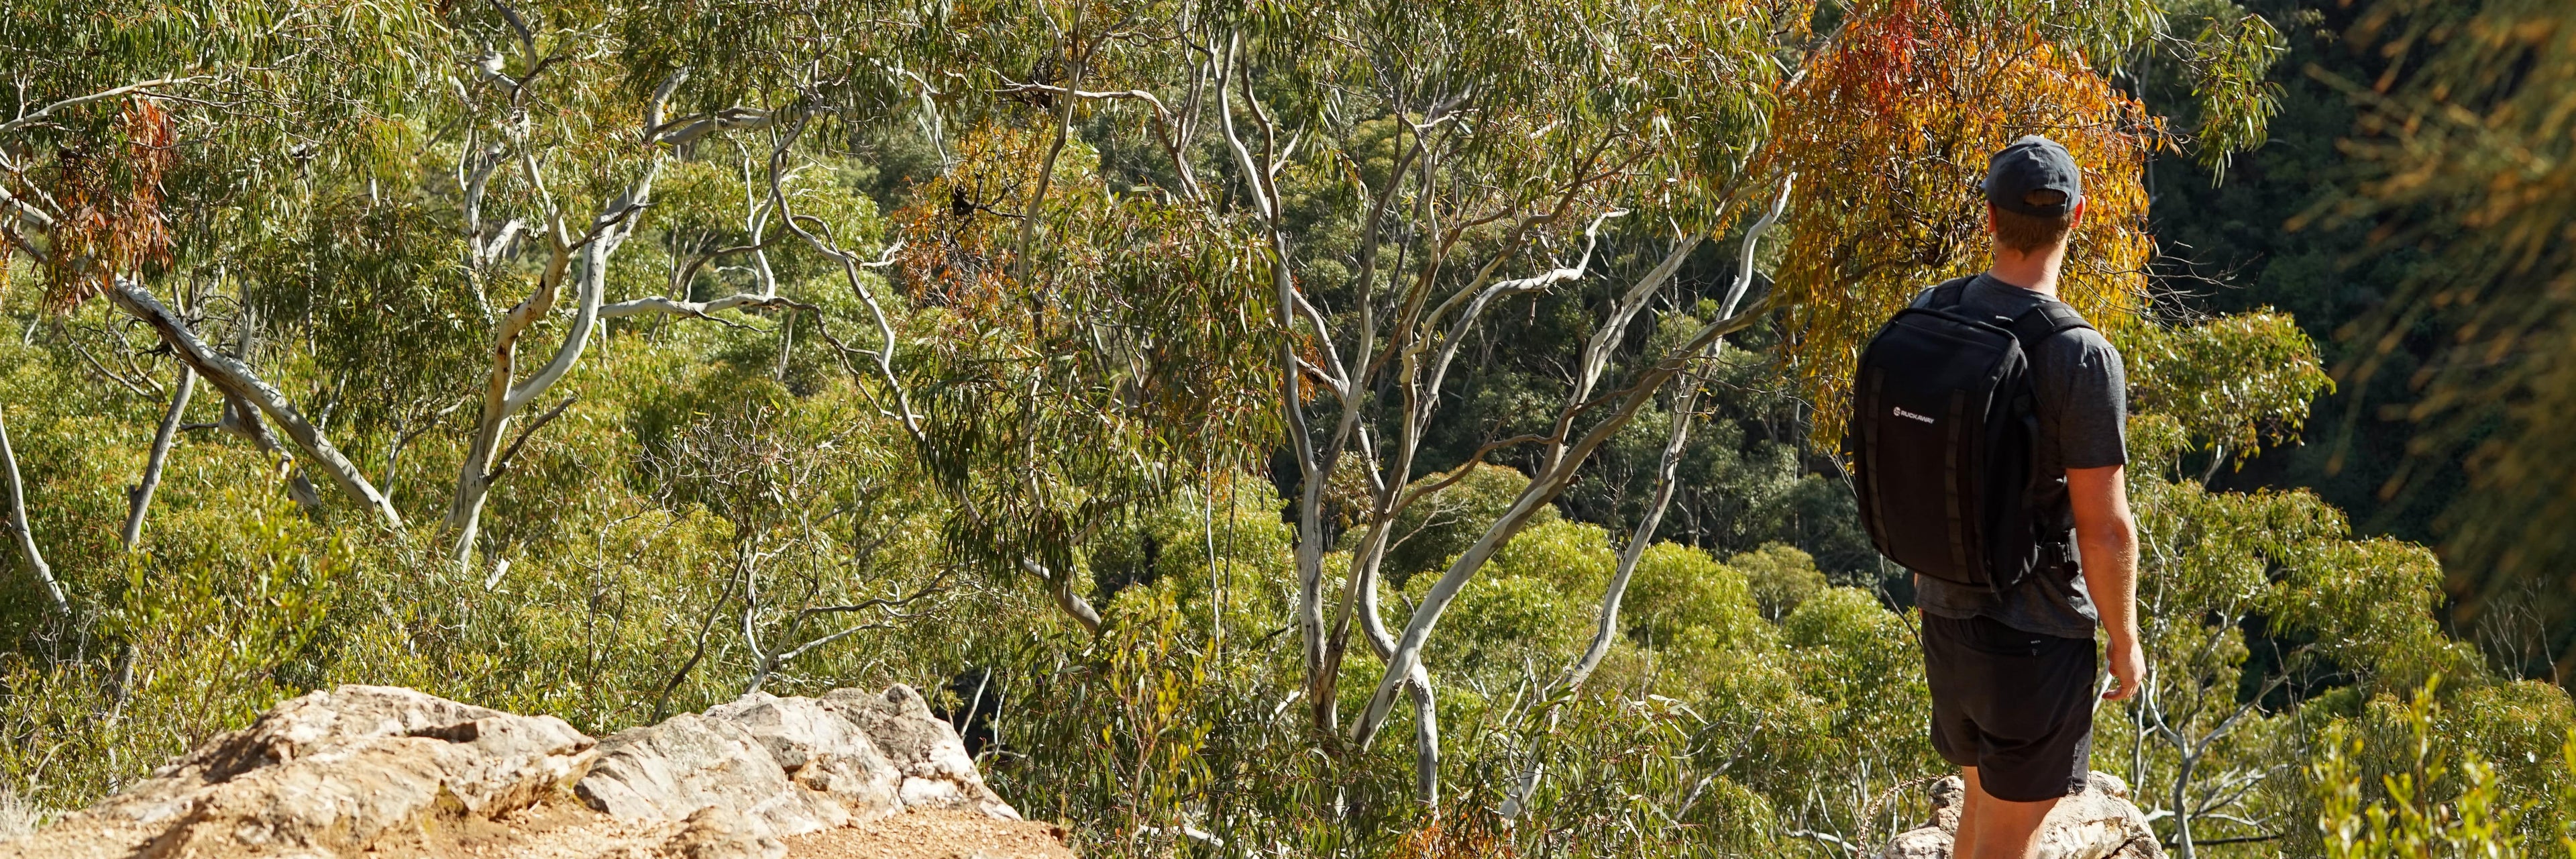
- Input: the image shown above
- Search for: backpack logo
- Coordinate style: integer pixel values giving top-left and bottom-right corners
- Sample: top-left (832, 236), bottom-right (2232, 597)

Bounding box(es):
top-left (1892, 406), bottom-right (1935, 425)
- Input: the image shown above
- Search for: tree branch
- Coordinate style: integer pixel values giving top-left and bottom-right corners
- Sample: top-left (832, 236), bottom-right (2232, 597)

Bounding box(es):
top-left (0, 77), bottom-right (212, 136)
top-left (1020, 558), bottom-right (1104, 635)
top-left (0, 405), bottom-right (65, 614)
top-left (1349, 291), bottom-right (1778, 750)
top-left (483, 395), bottom-right (574, 483)
top-left (1552, 176), bottom-right (1791, 700)
top-left (122, 364), bottom-right (195, 549)
top-left (599, 291), bottom-right (815, 320)
top-left (105, 277), bottom-right (402, 529)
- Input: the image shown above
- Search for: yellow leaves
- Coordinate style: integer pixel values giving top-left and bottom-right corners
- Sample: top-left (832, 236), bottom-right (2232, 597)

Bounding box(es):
top-left (1762, 7), bottom-right (2159, 447)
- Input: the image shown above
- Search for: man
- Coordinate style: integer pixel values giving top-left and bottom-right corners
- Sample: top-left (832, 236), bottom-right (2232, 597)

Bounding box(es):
top-left (1913, 136), bottom-right (2144, 859)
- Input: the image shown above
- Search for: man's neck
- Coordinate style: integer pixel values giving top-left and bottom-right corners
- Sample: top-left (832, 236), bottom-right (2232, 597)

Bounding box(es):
top-left (1985, 246), bottom-right (2067, 297)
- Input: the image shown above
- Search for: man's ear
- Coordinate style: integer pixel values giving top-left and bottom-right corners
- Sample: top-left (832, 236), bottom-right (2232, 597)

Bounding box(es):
top-left (2068, 197), bottom-right (2087, 228)
top-left (1985, 203), bottom-right (1999, 235)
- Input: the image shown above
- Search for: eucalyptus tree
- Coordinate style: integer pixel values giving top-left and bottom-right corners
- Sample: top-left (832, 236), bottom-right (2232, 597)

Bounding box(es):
top-left (921, 0), bottom-right (2290, 803)
top-left (676, 0), bottom-right (1290, 636)
top-left (1554, 180), bottom-right (1794, 700)
top-left (428, 1), bottom-right (812, 567)
top-left (2087, 311), bottom-right (2512, 855)
top-left (1315, 0), bottom-right (2285, 799)
top-left (2325, 0), bottom-right (2576, 659)
top-left (1171, 3), bottom-right (1798, 800)
top-left (1, 0), bottom-right (443, 536)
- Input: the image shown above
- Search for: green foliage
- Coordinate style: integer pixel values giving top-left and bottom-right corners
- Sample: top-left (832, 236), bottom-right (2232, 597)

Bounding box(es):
top-left (1623, 542), bottom-right (1768, 655)
top-left (1730, 542), bottom-right (1825, 623)
top-left (1780, 589), bottom-right (1930, 755)
top-left (241, 194), bottom-right (485, 437)
top-left (2123, 310), bottom-right (2332, 462)
top-left (2310, 678), bottom-right (2576, 857)
top-left (1409, 572), bottom-right (1586, 685)
top-left (884, 128), bottom-right (1277, 580)
top-left (1384, 464), bottom-right (1550, 588)
top-left (2167, 1), bottom-right (2290, 178)
top-left (0, 3), bottom-right (2561, 858)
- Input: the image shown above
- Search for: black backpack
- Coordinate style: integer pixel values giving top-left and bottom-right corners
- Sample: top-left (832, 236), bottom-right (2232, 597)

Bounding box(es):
top-left (1844, 276), bottom-right (2089, 592)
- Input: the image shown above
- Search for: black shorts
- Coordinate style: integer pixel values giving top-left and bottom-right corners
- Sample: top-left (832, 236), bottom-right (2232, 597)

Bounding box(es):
top-left (1921, 611), bottom-right (2097, 801)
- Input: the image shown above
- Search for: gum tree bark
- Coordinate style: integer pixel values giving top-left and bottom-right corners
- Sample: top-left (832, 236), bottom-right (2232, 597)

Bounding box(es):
top-left (0, 403), bottom-right (66, 614)
top-left (105, 277), bottom-right (402, 529)
top-left (440, 64), bottom-right (773, 566)
top-left (1554, 176), bottom-right (1792, 697)
top-left (122, 363), bottom-right (194, 548)
top-left (443, 190), bottom-right (641, 566)
top-left (218, 394), bottom-right (327, 516)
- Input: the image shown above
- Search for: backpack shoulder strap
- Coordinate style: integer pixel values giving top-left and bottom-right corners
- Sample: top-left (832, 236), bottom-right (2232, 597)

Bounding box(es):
top-left (2008, 299), bottom-right (2091, 350)
top-left (1920, 275), bottom-right (1978, 309)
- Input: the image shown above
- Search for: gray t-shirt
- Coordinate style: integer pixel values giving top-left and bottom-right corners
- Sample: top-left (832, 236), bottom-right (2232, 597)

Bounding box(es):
top-left (1907, 274), bottom-right (2127, 640)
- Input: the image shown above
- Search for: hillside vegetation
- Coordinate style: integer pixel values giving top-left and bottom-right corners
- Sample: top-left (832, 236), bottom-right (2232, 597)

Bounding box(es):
top-left (1, 0), bottom-right (2571, 855)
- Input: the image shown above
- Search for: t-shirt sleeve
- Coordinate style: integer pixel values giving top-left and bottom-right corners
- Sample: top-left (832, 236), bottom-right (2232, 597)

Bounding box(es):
top-left (2050, 330), bottom-right (2129, 470)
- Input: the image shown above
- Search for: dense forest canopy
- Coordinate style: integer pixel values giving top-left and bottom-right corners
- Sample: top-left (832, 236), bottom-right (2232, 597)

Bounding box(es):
top-left (0, 0), bottom-right (2571, 855)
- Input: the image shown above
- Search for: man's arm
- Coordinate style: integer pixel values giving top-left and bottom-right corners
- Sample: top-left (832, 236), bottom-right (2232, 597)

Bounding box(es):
top-left (2067, 463), bottom-right (2142, 700)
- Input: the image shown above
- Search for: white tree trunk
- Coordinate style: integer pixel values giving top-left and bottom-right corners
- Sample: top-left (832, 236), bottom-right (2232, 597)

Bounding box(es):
top-left (1346, 295), bottom-right (1773, 750)
top-left (105, 277), bottom-right (402, 529)
top-left (439, 68), bottom-right (768, 567)
top-left (444, 214), bottom-right (627, 567)
top-left (0, 403), bottom-right (65, 614)
top-left (1555, 177), bottom-right (1790, 696)
top-left (123, 364), bottom-right (194, 549)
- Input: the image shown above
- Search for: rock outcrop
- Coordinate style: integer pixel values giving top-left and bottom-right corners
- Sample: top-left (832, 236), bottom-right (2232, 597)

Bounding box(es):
top-left (817, 686), bottom-right (1018, 820)
top-left (1880, 771), bottom-right (2163, 859)
top-left (0, 684), bottom-right (1049, 859)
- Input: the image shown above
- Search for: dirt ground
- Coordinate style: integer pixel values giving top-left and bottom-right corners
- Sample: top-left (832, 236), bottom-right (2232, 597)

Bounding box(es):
top-left (345, 801), bottom-right (1075, 859)
top-left (783, 809), bottom-right (1077, 859)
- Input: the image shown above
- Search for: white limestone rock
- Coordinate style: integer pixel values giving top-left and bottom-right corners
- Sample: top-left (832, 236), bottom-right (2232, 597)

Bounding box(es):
top-left (574, 711), bottom-right (846, 838)
top-left (0, 683), bottom-right (1032, 859)
top-left (1879, 771), bottom-right (2165, 859)
top-left (1, 685), bottom-right (595, 859)
top-left (703, 691), bottom-right (902, 821)
top-left (820, 684), bottom-right (1020, 820)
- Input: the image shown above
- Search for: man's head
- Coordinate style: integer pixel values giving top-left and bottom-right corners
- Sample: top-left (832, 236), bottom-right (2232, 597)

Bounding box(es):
top-left (1982, 135), bottom-right (2085, 254)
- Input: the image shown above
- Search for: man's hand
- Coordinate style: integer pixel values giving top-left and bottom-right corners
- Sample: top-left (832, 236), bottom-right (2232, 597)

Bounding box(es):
top-left (2067, 464), bottom-right (2143, 702)
top-left (2103, 636), bottom-right (2144, 701)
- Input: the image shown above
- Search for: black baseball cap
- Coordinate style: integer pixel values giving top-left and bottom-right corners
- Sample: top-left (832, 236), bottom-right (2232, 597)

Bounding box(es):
top-left (1982, 135), bottom-right (2083, 217)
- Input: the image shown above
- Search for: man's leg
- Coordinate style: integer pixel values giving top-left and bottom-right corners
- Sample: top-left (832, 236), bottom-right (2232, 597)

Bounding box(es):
top-left (1954, 765), bottom-right (2059, 859)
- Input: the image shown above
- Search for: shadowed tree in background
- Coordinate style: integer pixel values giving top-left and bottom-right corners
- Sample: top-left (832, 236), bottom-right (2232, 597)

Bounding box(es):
top-left (2323, 0), bottom-right (2576, 679)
